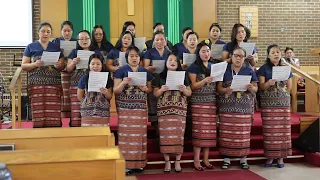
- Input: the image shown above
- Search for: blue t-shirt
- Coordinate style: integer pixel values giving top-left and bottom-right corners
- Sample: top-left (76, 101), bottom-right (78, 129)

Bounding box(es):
top-left (187, 62), bottom-right (213, 76)
top-left (143, 48), bottom-right (170, 65)
top-left (256, 63), bottom-right (293, 82)
top-left (222, 42), bottom-right (258, 56)
top-left (113, 64), bottom-right (153, 82)
top-left (173, 42), bottom-right (190, 60)
top-left (23, 41), bottom-right (63, 60)
top-left (222, 64), bottom-right (258, 83)
top-left (106, 48), bottom-right (121, 60)
top-left (52, 36), bottom-right (77, 46)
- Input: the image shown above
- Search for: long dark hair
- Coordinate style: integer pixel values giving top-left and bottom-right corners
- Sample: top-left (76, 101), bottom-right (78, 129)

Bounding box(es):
top-left (76, 30), bottom-right (91, 50)
top-left (265, 44), bottom-right (283, 66)
top-left (195, 42), bottom-right (211, 77)
top-left (114, 31), bottom-right (135, 50)
top-left (91, 25), bottom-right (109, 49)
top-left (159, 53), bottom-right (183, 80)
top-left (125, 46), bottom-right (141, 64)
top-left (121, 21), bottom-right (136, 35)
top-left (230, 23), bottom-right (246, 50)
top-left (83, 53), bottom-right (107, 89)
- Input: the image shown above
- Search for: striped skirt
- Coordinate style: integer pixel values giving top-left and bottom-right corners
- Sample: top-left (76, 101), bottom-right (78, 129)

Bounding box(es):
top-left (81, 117), bottom-right (110, 127)
top-left (118, 108), bottom-right (147, 169)
top-left (159, 115), bottom-right (186, 154)
top-left (219, 113), bottom-right (252, 157)
top-left (61, 71), bottom-right (71, 118)
top-left (70, 86), bottom-right (81, 127)
top-left (29, 84), bottom-right (62, 128)
top-left (191, 103), bottom-right (217, 147)
top-left (261, 108), bottom-right (292, 158)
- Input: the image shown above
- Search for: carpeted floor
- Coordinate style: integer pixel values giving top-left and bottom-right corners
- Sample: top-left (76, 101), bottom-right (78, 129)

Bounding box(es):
top-left (136, 170), bottom-right (267, 180)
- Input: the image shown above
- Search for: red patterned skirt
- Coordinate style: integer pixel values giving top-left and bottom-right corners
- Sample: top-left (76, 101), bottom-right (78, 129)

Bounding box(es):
top-left (29, 84), bottom-right (62, 128)
top-left (70, 86), bottom-right (81, 127)
top-left (61, 71), bottom-right (71, 118)
top-left (191, 103), bottom-right (217, 147)
top-left (118, 108), bottom-right (147, 169)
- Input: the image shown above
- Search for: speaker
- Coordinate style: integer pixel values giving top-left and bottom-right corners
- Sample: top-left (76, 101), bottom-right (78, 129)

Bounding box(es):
top-left (294, 118), bottom-right (320, 153)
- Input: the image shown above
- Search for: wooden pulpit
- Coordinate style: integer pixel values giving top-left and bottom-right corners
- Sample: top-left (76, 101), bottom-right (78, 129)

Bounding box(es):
top-left (310, 47), bottom-right (320, 80)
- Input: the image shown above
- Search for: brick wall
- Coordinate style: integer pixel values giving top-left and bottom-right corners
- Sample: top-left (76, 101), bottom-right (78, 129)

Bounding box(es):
top-left (0, 0), bottom-right (40, 93)
top-left (217, 0), bottom-right (320, 66)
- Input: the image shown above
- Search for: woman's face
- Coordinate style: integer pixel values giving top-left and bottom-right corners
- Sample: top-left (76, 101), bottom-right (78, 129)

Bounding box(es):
top-left (187, 34), bottom-right (198, 48)
top-left (236, 26), bottom-right (246, 42)
top-left (154, 34), bottom-right (166, 49)
top-left (78, 32), bottom-right (91, 49)
top-left (183, 29), bottom-right (192, 42)
top-left (166, 55), bottom-right (178, 71)
top-left (122, 33), bottom-right (133, 48)
top-left (232, 49), bottom-right (245, 67)
top-left (61, 24), bottom-right (73, 40)
top-left (126, 25), bottom-right (135, 36)
top-left (38, 25), bottom-right (52, 42)
top-left (269, 47), bottom-right (282, 65)
top-left (89, 58), bottom-right (102, 72)
top-left (128, 49), bottom-right (140, 66)
top-left (209, 26), bottom-right (220, 40)
top-left (199, 45), bottom-right (211, 62)
top-left (94, 28), bottom-right (104, 43)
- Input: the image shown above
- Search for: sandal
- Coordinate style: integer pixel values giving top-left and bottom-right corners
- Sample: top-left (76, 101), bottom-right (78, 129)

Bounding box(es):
top-left (240, 162), bottom-right (250, 170)
top-left (163, 160), bottom-right (171, 173)
top-left (221, 162), bottom-right (230, 169)
top-left (175, 160), bottom-right (182, 173)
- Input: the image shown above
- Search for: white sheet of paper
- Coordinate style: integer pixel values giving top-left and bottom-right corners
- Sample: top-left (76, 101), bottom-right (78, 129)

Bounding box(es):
top-left (239, 42), bottom-right (256, 57)
top-left (152, 60), bottom-right (165, 74)
top-left (41, 51), bottom-right (60, 66)
top-left (211, 61), bottom-right (228, 82)
top-left (76, 50), bottom-right (94, 69)
top-left (166, 71), bottom-right (185, 90)
top-left (134, 37), bottom-right (146, 52)
top-left (272, 66), bottom-right (291, 81)
top-left (230, 75), bottom-right (251, 92)
top-left (88, 72), bottom-right (109, 92)
top-left (128, 72), bottom-right (147, 86)
top-left (60, 40), bottom-right (76, 57)
top-left (183, 53), bottom-right (196, 66)
top-left (118, 52), bottom-right (127, 66)
top-left (211, 44), bottom-right (224, 59)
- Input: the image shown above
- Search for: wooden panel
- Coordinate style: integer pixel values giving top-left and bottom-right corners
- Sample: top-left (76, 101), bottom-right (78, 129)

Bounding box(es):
top-left (291, 74), bottom-right (298, 112)
top-left (193, 0), bottom-right (217, 40)
top-left (300, 117), bottom-right (319, 134)
top-left (1, 147), bottom-right (125, 180)
top-left (110, 0), bottom-right (120, 39)
top-left (40, 0), bottom-right (68, 38)
top-left (127, 0), bottom-right (135, 15)
top-left (143, 0), bottom-right (154, 40)
top-left (305, 73), bottom-right (320, 113)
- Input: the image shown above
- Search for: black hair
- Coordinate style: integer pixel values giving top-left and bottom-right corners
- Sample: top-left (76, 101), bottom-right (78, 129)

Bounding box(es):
top-left (83, 53), bottom-right (108, 89)
top-left (125, 46), bottom-right (141, 63)
top-left (121, 21), bottom-right (136, 34)
top-left (209, 23), bottom-right (222, 32)
top-left (244, 26), bottom-right (251, 42)
top-left (180, 27), bottom-right (193, 42)
top-left (186, 31), bottom-right (199, 40)
top-left (153, 22), bottom-right (164, 30)
top-left (195, 42), bottom-right (211, 77)
top-left (230, 23), bottom-right (246, 50)
top-left (266, 44), bottom-right (283, 66)
top-left (38, 22), bottom-right (52, 32)
top-left (60, 21), bottom-right (74, 31)
top-left (159, 53), bottom-right (183, 80)
top-left (76, 30), bottom-right (91, 50)
top-left (284, 47), bottom-right (294, 53)
top-left (114, 31), bottom-right (135, 50)
top-left (91, 25), bottom-right (109, 49)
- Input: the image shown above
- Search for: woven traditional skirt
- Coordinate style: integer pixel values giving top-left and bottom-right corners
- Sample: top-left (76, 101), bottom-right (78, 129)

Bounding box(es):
top-left (70, 86), bottom-right (81, 127)
top-left (61, 71), bottom-right (71, 118)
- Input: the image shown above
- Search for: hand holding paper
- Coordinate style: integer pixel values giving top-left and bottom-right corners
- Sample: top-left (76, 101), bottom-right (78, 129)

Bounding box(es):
top-left (239, 42), bottom-right (256, 57)
top-left (165, 71), bottom-right (185, 90)
top-left (88, 72), bottom-right (109, 92)
top-left (41, 51), bottom-right (61, 66)
top-left (128, 72), bottom-right (147, 86)
top-left (77, 50), bottom-right (94, 69)
top-left (60, 40), bottom-right (77, 57)
top-left (230, 75), bottom-right (251, 91)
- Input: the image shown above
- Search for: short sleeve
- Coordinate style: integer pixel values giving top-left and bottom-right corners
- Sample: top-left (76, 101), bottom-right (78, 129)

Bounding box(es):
top-left (23, 45), bottom-right (32, 57)
top-left (106, 73), bottom-right (114, 88)
top-left (106, 49), bottom-right (114, 59)
top-left (68, 49), bottom-right (77, 59)
top-left (250, 69), bottom-right (258, 82)
top-left (184, 74), bottom-right (191, 86)
top-left (256, 65), bottom-right (266, 77)
top-left (152, 74), bottom-right (161, 88)
top-left (77, 75), bottom-right (86, 89)
top-left (147, 71), bottom-right (153, 81)
top-left (143, 49), bottom-right (152, 60)
top-left (187, 63), bottom-right (199, 74)
top-left (51, 38), bottom-right (59, 45)
top-left (222, 43), bottom-right (228, 51)
top-left (113, 68), bottom-right (124, 79)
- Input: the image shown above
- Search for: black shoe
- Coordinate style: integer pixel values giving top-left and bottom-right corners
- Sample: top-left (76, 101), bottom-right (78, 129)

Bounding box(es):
top-left (132, 168), bottom-right (144, 174)
top-left (125, 169), bottom-right (133, 176)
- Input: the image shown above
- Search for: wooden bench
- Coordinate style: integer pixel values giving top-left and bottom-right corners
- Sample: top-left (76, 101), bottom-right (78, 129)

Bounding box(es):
top-left (0, 146), bottom-right (125, 180)
top-left (0, 127), bottom-right (115, 150)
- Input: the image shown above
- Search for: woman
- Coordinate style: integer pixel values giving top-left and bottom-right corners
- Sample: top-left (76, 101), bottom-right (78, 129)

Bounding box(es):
top-left (67, 30), bottom-right (102, 127)
top-left (113, 46), bottom-right (153, 175)
top-left (146, 22), bottom-right (173, 50)
top-left (106, 31), bottom-right (135, 72)
top-left (257, 44), bottom-right (293, 168)
top-left (284, 47), bottom-right (300, 68)
top-left (115, 21), bottom-right (136, 47)
top-left (222, 23), bottom-right (258, 67)
top-left (144, 31), bottom-right (171, 125)
top-left (91, 24), bottom-right (114, 57)
top-left (21, 22), bottom-right (65, 128)
top-left (172, 27), bottom-right (193, 56)
top-left (77, 53), bottom-right (113, 126)
top-left (217, 47), bottom-right (258, 170)
top-left (52, 21), bottom-right (77, 119)
top-left (179, 31), bottom-right (199, 69)
top-left (187, 42), bottom-right (216, 171)
top-left (153, 53), bottom-right (192, 173)
top-left (201, 23), bottom-right (226, 47)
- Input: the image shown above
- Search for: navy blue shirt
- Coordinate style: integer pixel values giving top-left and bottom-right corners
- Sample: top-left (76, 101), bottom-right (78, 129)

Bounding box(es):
top-left (256, 63), bottom-right (293, 82)
top-left (78, 72), bottom-right (114, 89)
top-left (114, 64), bottom-right (153, 82)
top-left (143, 48), bottom-right (170, 65)
top-left (222, 64), bottom-right (258, 83)
top-left (52, 36), bottom-right (77, 46)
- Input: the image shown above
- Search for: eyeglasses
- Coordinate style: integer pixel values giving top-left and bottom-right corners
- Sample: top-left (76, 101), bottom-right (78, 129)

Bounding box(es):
top-left (233, 54), bottom-right (245, 59)
top-left (78, 38), bottom-right (90, 41)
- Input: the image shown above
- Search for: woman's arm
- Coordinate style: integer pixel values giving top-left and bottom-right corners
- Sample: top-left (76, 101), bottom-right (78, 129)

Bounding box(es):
top-left (188, 73), bottom-right (212, 90)
top-left (106, 59), bottom-right (119, 72)
top-left (222, 51), bottom-right (231, 63)
top-left (286, 78), bottom-right (292, 92)
top-left (77, 88), bottom-right (85, 102)
top-left (258, 76), bottom-right (276, 91)
top-left (143, 59), bottom-right (155, 72)
top-left (21, 56), bottom-right (39, 71)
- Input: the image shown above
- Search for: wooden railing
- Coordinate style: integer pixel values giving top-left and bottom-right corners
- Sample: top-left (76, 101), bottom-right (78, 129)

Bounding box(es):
top-left (285, 61), bottom-right (320, 114)
top-left (8, 67), bottom-right (23, 129)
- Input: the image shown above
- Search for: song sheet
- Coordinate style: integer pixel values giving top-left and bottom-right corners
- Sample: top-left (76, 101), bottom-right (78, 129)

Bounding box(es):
top-left (76, 50), bottom-right (94, 69)
top-left (118, 52), bottom-right (127, 66)
top-left (230, 75), bottom-right (251, 92)
top-left (128, 72), bottom-right (147, 86)
top-left (152, 60), bottom-right (165, 74)
top-left (272, 66), bottom-right (291, 81)
top-left (211, 44), bottom-right (224, 59)
top-left (88, 72), bottom-right (109, 92)
top-left (134, 37), bottom-right (146, 52)
top-left (41, 51), bottom-right (60, 66)
top-left (210, 61), bottom-right (228, 82)
top-left (166, 71), bottom-right (186, 90)
top-left (239, 42), bottom-right (256, 57)
top-left (183, 53), bottom-right (196, 66)
top-left (60, 40), bottom-right (76, 57)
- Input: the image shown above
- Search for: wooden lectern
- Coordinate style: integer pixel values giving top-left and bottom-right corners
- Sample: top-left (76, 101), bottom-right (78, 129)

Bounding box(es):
top-left (310, 47), bottom-right (320, 79)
